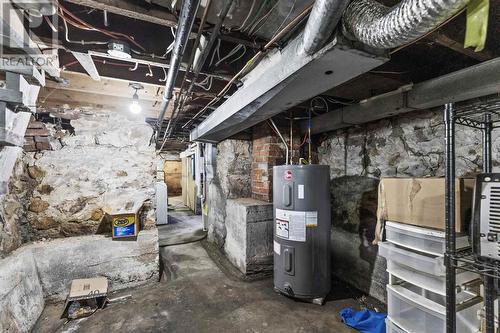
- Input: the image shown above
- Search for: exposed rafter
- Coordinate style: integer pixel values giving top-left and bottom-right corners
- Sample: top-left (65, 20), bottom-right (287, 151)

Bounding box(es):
top-left (429, 33), bottom-right (494, 62)
top-left (64, 0), bottom-right (178, 27)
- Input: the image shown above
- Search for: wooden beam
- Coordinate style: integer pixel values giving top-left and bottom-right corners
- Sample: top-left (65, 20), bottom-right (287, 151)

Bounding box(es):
top-left (64, 0), bottom-right (178, 27)
top-left (38, 88), bottom-right (176, 118)
top-left (45, 70), bottom-right (217, 99)
top-left (38, 90), bottom-right (161, 117)
top-left (429, 33), bottom-right (494, 62)
top-left (46, 71), bottom-right (165, 102)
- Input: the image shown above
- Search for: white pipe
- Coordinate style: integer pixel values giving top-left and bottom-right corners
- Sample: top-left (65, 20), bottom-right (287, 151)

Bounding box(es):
top-left (269, 119), bottom-right (289, 165)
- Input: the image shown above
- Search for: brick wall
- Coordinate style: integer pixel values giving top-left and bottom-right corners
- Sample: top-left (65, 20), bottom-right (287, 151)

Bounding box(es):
top-left (251, 124), bottom-right (284, 201)
top-left (24, 118), bottom-right (50, 152)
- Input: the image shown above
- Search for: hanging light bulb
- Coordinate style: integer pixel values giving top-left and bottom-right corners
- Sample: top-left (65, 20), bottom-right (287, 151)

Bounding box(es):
top-left (130, 91), bottom-right (142, 114)
top-left (128, 82), bottom-right (144, 114)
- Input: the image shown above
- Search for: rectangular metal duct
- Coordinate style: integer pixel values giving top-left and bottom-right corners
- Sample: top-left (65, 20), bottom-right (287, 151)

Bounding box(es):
top-left (190, 35), bottom-right (388, 143)
top-left (308, 57), bottom-right (500, 135)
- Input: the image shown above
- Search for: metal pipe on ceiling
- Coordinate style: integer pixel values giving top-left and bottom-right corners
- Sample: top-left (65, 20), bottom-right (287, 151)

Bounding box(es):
top-left (301, 0), bottom-right (350, 55)
top-left (342, 0), bottom-right (470, 49)
top-left (158, 0), bottom-right (213, 151)
top-left (183, 3), bottom-right (315, 130)
top-left (161, 0), bottom-right (234, 144)
top-left (156, 0), bottom-right (200, 134)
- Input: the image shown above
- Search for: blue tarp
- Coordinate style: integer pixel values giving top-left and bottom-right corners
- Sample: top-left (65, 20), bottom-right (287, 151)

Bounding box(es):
top-left (339, 308), bottom-right (387, 333)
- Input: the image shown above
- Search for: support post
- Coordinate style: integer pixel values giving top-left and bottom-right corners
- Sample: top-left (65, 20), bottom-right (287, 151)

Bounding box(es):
top-left (445, 103), bottom-right (456, 333)
top-left (483, 113), bottom-right (496, 333)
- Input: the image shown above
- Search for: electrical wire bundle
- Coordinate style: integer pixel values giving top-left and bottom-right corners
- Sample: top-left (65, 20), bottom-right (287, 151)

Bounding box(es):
top-left (56, 1), bottom-right (146, 51)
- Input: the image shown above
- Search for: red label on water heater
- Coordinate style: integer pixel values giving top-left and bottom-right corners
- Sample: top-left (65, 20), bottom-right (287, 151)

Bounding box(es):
top-left (284, 170), bottom-right (293, 180)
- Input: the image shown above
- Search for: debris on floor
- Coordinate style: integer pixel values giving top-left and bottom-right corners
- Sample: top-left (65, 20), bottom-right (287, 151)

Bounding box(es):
top-left (62, 277), bottom-right (109, 320)
top-left (340, 307), bottom-right (387, 333)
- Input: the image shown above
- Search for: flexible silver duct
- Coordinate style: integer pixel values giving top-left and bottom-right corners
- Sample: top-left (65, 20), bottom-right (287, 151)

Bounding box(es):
top-left (342, 0), bottom-right (469, 49)
top-left (301, 0), bottom-right (351, 55)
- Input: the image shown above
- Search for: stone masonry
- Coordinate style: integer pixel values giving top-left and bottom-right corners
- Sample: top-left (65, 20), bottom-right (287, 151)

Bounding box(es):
top-left (24, 109), bottom-right (156, 240)
top-left (318, 108), bottom-right (489, 301)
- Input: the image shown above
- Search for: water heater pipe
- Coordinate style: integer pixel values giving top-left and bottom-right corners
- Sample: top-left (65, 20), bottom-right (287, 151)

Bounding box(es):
top-left (269, 119), bottom-right (289, 165)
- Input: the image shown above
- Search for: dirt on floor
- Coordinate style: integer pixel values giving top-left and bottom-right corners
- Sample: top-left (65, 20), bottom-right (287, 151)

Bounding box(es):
top-left (32, 209), bottom-right (384, 333)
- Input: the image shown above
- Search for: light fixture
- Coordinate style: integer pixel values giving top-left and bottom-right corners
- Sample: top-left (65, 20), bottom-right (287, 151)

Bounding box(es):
top-left (12, 0), bottom-right (57, 17)
top-left (129, 83), bottom-right (144, 114)
top-left (108, 40), bottom-right (131, 59)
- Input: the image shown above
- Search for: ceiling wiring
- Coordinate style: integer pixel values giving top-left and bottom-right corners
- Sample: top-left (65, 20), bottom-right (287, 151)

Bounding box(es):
top-left (180, 3), bottom-right (314, 130)
top-left (241, 0), bottom-right (269, 33)
top-left (44, 16), bottom-right (58, 32)
top-left (61, 16), bottom-right (108, 45)
top-left (215, 44), bottom-right (246, 67)
top-left (160, 67), bottom-right (167, 82)
top-left (310, 96), bottom-right (329, 113)
top-left (236, 0), bottom-right (257, 31)
top-left (270, 0), bottom-right (297, 39)
top-left (209, 39), bottom-right (222, 66)
top-left (248, 0), bottom-right (282, 36)
top-left (57, 1), bottom-right (146, 51)
top-left (129, 62), bottom-right (139, 71)
top-left (228, 45), bottom-right (247, 64)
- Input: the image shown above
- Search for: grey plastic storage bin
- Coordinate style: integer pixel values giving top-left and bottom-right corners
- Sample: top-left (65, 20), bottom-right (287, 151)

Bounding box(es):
top-left (385, 221), bottom-right (469, 256)
top-left (387, 260), bottom-right (478, 296)
top-left (387, 284), bottom-right (481, 333)
top-left (386, 317), bottom-right (407, 333)
top-left (379, 241), bottom-right (445, 276)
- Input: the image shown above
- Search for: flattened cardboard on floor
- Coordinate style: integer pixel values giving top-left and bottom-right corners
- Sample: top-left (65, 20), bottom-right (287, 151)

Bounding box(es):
top-left (62, 277), bottom-right (108, 318)
top-left (377, 178), bottom-right (474, 232)
top-left (68, 277), bottom-right (108, 299)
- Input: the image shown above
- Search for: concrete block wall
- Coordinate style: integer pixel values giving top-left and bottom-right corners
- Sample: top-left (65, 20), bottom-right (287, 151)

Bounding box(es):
top-left (224, 198), bottom-right (273, 275)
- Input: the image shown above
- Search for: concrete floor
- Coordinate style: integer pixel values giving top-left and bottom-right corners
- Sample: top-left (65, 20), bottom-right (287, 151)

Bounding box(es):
top-left (33, 201), bottom-right (381, 333)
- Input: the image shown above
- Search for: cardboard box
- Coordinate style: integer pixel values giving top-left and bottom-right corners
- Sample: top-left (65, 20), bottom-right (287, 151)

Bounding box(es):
top-left (377, 177), bottom-right (474, 232)
top-left (111, 212), bottom-right (139, 239)
top-left (62, 277), bottom-right (108, 319)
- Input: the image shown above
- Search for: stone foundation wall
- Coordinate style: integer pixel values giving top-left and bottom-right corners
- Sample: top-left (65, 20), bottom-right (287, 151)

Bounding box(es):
top-left (206, 139), bottom-right (252, 248)
top-left (24, 110), bottom-right (156, 240)
top-left (0, 156), bottom-right (36, 258)
top-left (318, 108), bottom-right (491, 301)
top-left (1, 109), bottom-right (156, 258)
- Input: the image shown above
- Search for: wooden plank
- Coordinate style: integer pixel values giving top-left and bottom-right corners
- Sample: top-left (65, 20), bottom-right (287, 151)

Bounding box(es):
top-left (64, 0), bottom-right (178, 27)
top-left (38, 88), bottom-right (173, 118)
top-left (45, 71), bottom-right (165, 102)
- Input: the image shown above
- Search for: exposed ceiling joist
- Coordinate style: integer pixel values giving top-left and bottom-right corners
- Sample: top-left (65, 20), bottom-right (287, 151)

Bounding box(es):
top-left (64, 0), bottom-right (178, 27)
top-left (38, 89), bottom-right (167, 117)
top-left (429, 33), bottom-right (494, 62)
top-left (45, 71), bottom-right (165, 102)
